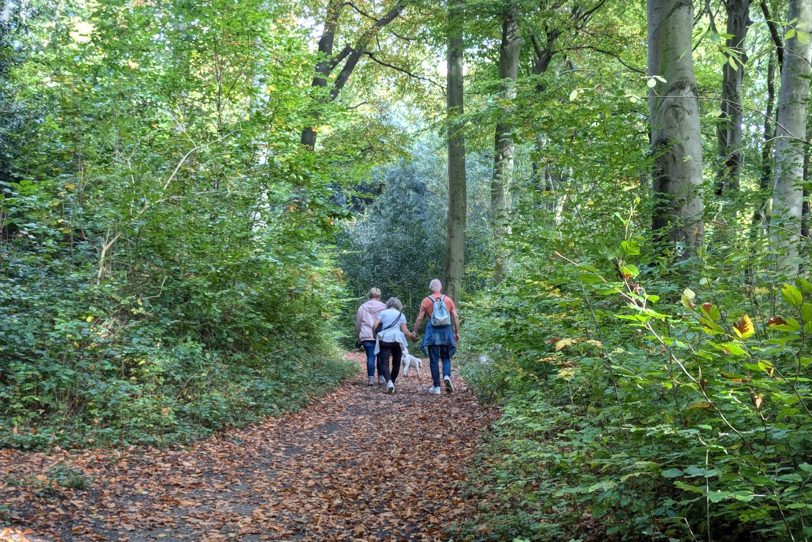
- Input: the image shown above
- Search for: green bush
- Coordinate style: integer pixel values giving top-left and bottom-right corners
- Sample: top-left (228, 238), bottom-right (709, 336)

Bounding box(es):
top-left (459, 246), bottom-right (812, 541)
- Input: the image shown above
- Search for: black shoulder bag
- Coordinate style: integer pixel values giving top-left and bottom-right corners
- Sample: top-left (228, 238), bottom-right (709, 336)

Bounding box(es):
top-left (374, 311), bottom-right (403, 339)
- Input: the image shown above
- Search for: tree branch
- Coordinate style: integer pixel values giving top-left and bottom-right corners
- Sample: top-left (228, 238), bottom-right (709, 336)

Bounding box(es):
top-left (761, 0), bottom-right (784, 69)
top-left (364, 51), bottom-right (445, 91)
top-left (564, 45), bottom-right (645, 74)
top-left (345, 1), bottom-right (377, 21)
top-left (329, 1), bottom-right (407, 100)
top-left (574, 0), bottom-right (607, 29)
top-left (327, 45), bottom-right (353, 73)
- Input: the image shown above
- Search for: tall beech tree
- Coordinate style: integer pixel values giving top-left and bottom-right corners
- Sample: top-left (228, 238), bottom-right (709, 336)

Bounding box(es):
top-left (444, 0), bottom-right (466, 301)
top-left (771, 0), bottom-right (812, 274)
top-left (491, 0), bottom-right (521, 282)
top-left (647, 0), bottom-right (705, 253)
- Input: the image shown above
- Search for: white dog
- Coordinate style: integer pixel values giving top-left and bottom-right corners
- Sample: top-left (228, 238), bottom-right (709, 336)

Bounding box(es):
top-left (401, 348), bottom-right (423, 377)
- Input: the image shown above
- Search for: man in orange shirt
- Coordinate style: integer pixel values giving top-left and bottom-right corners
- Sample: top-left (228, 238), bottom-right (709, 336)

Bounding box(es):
top-left (413, 279), bottom-right (460, 394)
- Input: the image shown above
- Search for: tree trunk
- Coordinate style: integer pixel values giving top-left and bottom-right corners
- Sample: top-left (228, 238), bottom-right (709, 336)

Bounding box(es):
top-left (770, 0), bottom-right (812, 275)
top-left (754, 50), bottom-right (777, 228)
top-left (529, 29), bottom-right (559, 214)
top-left (444, 0), bottom-right (466, 302)
top-left (800, 146), bottom-right (810, 265)
top-left (648, 0), bottom-right (705, 254)
top-left (491, 2), bottom-right (521, 282)
top-left (715, 0), bottom-right (750, 196)
top-left (301, 0), bottom-right (344, 149)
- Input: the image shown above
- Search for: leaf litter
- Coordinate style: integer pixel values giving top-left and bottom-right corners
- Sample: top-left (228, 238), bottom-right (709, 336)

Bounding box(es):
top-left (1, 352), bottom-right (497, 541)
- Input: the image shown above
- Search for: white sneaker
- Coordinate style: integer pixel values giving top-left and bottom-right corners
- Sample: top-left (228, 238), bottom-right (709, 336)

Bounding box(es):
top-left (427, 386), bottom-right (442, 395)
top-left (368, 376), bottom-right (375, 386)
top-left (444, 376), bottom-right (454, 393)
top-left (378, 376), bottom-right (386, 385)
top-left (386, 381), bottom-right (395, 394)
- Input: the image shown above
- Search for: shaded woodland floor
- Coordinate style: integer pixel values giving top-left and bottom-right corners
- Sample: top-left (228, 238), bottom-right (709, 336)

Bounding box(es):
top-left (1, 352), bottom-right (496, 541)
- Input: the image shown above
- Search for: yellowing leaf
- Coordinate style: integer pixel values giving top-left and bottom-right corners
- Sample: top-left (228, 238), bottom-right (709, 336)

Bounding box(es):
top-left (554, 338), bottom-right (575, 351)
top-left (732, 314), bottom-right (754, 339)
top-left (681, 288), bottom-right (696, 309)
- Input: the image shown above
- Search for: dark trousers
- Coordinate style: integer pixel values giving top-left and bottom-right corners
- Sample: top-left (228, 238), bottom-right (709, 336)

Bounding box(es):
top-left (428, 345), bottom-right (452, 387)
top-left (377, 341), bottom-right (402, 383)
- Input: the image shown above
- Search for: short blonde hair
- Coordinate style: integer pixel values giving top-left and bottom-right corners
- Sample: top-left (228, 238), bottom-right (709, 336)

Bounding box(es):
top-left (368, 287), bottom-right (381, 299)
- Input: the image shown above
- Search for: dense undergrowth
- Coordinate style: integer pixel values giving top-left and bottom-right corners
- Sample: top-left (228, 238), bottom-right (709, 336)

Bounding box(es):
top-left (0, 0), bottom-right (362, 450)
top-left (459, 232), bottom-right (812, 540)
top-left (0, 189), bottom-right (357, 449)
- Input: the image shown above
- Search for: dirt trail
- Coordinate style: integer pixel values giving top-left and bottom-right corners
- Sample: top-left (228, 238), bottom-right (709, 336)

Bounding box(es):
top-left (0, 353), bottom-right (496, 541)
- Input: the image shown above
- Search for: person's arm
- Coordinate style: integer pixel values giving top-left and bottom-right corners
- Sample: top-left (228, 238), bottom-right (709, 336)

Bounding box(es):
top-left (355, 307), bottom-right (363, 338)
top-left (452, 309), bottom-right (461, 342)
top-left (400, 322), bottom-right (417, 341)
top-left (413, 305), bottom-right (427, 334)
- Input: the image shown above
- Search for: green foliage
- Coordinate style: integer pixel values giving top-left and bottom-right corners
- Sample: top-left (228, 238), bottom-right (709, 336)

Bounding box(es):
top-left (461, 241), bottom-right (812, 540)
top-left (0, 0), bottom-right (359, 449)
top-left (46, 463), bottom-right (92, 490)
top-left (337, 134), bottom-right (494, 332)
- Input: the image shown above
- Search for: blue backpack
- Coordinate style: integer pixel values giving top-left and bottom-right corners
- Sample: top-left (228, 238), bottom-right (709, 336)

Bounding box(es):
top-left (428, 295), bottom-right (451, 327)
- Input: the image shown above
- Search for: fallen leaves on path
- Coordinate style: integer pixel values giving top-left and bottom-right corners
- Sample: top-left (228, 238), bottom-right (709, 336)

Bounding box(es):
top-left (1, 352), bottom-right (497, 541)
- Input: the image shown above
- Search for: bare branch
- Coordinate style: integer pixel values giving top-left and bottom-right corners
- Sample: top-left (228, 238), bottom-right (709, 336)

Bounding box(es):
top-left (364, 51), bottom-right (445, 91)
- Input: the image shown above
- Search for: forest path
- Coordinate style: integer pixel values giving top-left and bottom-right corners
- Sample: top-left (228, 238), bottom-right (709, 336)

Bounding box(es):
top-left (1, 352), bottom-right (496, 542)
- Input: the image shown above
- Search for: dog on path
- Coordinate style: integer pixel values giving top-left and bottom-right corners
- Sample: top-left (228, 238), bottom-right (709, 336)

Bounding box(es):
top-left (401, 348), bottom-right (423, 377)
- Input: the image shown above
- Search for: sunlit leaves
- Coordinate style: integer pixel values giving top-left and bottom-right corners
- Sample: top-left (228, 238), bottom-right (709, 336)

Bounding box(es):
top-left (781, 283), bottom-right (804, 307)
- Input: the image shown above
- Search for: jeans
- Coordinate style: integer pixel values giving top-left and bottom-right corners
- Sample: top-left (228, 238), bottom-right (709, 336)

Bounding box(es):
top-left (361, 340), bottom-right (377, 377)
top-left (428, 345), bottom-right (452, 388)
top-left (377, 341), bottom-right (402, 383)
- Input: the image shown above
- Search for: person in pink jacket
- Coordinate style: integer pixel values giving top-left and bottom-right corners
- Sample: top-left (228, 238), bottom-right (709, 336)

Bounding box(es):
top-left (355, 288), bottom-right (387, 385)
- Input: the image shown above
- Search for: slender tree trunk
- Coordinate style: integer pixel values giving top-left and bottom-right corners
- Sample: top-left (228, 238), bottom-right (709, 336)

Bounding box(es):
top-left (648, 0), bottom-right (705, 254)
top-left (801, 151), bottom-right (810, 271)
top-left (754, 51), bottom-right (777, 228)
top-left (444, 0), bottom-right (466, 302)
top-left (770, 0), bottom-right (812, 275)
top-left (716, 0), bottom-right (750, 195)
top-left (746, 50), bottom-right (778, 286)
top-left (529, 30), bottom-right (559, 214)
top-left (491, 2), bottom-right (520, 282)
